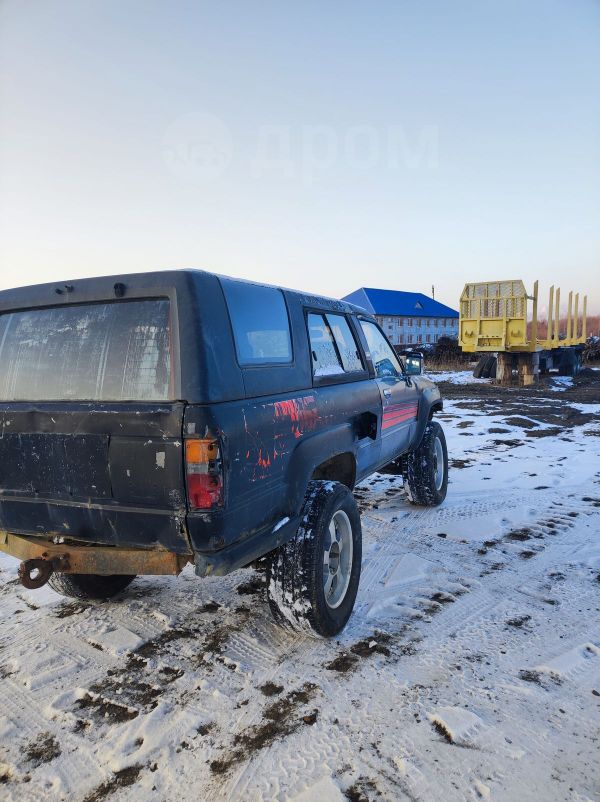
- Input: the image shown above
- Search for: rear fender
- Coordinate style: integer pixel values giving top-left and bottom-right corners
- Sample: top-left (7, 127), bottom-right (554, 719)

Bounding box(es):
top-left (283, 423), bottom-right (357, 517)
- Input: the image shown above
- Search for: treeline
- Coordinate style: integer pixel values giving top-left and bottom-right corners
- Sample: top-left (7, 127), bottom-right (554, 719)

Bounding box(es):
top-left (529, 315), bottom-right (600, 339)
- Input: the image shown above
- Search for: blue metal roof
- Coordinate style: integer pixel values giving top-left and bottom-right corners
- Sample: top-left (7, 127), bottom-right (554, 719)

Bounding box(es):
top-left (341, 287), bottom-right (458, 318)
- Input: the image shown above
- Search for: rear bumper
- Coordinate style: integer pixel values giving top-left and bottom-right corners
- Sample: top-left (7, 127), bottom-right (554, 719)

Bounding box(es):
top-left (0, 531), bottom-right (191, 576)
top-left (0, 496), bottom-right (191, 554)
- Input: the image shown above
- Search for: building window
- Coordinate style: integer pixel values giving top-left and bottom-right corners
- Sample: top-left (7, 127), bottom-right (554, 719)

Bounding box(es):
top-left (426, 334), bottom-right (431, 343)
top-left (399, 318), bottom-right (404, 326)
top-left (407, 334), bottom-right (413, 344)
top-left (407, 318), bottom-right (413, 327)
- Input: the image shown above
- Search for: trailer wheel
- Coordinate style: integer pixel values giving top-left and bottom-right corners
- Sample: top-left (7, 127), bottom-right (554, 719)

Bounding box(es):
top-left (48, 573), bottom-right (136, 600)
top-left (403, 420), bottom-right (448, 506)
top-left (481, 355), bottom-right (497, 378)
top-left (473, 355), bottom-right (487, 378)
top-left (265, 480), bottom-right (362, 638)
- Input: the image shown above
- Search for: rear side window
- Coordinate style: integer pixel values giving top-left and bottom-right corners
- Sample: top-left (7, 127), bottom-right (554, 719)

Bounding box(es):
top-left (222, 278), bottom-right (292, 366)
top-left (0, 299), bottom-right (172, 401)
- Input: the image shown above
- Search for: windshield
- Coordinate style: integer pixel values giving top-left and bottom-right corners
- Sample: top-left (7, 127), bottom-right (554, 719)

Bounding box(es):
top-left (0, 299), bottom-right (172, 401)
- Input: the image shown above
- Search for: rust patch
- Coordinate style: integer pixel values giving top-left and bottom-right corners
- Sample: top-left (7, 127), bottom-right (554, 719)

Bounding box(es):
top-left (0, 532), bottom-right (190, 578)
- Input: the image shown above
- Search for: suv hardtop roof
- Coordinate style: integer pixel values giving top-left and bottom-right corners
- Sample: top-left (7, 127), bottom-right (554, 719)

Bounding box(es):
top-left (0, 268), bottom-right (368, 318)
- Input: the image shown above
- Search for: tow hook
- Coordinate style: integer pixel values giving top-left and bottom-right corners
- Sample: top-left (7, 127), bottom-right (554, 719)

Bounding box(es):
top-left (18, 554), bottom-right (70, 589)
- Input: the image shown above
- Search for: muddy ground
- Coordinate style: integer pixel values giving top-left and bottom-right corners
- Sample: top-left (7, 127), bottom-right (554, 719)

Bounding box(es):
top-left (0, 370), bottom-right (599, 802)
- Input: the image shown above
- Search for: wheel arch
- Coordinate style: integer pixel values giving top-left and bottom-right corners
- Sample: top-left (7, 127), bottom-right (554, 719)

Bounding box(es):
top-left (429, 399), bottom-right (443, 419)
top-left (284, 423), bottom-right (358, 515)
top-left (311, 451), bottom-right (357, 490)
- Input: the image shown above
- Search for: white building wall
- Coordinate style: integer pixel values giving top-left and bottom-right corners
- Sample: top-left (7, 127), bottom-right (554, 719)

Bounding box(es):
top-left (376, 315), bottom-right (458, 346)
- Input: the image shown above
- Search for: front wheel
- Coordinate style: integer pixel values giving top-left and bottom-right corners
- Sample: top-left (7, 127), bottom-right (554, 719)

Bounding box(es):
top-left (403, 420), bottom-right (448, 506)
top-left (265, 480), bottom-right (362, 638)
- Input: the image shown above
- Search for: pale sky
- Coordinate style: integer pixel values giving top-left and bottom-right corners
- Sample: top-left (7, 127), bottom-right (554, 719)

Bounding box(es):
top-left (1, 0), bottom-right (599, 315)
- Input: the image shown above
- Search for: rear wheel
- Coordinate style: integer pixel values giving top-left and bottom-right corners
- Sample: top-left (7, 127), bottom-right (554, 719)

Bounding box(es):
top-left (265, 480), bottom-right (362, 637)
top-left (48, 573), bottom-right (136, 600)
top-left (403, 420), bottom-right (448, 506)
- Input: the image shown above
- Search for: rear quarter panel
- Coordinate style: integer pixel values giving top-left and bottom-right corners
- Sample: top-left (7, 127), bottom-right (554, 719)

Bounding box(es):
top-left (184, 378), bottom-right (382, 556)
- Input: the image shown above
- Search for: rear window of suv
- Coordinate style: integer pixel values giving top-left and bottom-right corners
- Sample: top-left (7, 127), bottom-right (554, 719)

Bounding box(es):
top-left (0, 299), bottom-right (172, 401)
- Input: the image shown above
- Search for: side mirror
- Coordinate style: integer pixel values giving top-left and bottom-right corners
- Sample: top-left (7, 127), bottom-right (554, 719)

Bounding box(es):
top-left (404, 355), bottom-right (423, 376)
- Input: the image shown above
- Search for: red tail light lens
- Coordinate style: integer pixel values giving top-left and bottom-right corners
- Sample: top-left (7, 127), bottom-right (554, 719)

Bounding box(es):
top-left (185, 438), bottom-right (223, 510)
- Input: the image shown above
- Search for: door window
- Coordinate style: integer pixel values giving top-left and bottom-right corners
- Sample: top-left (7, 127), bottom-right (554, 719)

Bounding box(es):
top-left (359, 320), bottom-right (402, 379)
top-left (325, 314), bottom-right (363, 372)
top-left (307, 313), bottom-right (343, 376)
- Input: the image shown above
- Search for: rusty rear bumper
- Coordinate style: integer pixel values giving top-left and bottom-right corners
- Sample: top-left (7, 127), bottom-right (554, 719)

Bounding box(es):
top-left (0, 530), bottom-right (191, 585)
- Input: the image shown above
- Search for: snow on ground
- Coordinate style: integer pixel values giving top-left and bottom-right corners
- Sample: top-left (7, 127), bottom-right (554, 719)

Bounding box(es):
top-left (425, 369), bottom-right (485, 384)
top-left (426, 370), bottom-right (578, 394)
top-left (1, 384), bottom-right (600, 802)
top-left (548, 376), bottom-right (575, 392)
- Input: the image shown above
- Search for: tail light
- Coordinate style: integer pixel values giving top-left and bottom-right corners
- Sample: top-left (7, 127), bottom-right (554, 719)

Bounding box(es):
top-left (185, 438), bottom-right (223, 510)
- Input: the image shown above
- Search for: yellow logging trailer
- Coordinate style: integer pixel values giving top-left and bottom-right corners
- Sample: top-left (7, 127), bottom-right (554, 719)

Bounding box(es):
top-left (459, 280), bottom-right (588, 385)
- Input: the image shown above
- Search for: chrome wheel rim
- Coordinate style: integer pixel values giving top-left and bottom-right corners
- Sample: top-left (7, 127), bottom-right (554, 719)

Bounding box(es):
top-left (322, 510), bottom-right (353, 609)
top-left (433, 436), bottom-right (444, 491)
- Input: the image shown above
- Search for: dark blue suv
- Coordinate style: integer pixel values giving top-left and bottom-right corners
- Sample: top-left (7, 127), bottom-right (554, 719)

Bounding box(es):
top-left (0, 270), bottom-right (447, 636)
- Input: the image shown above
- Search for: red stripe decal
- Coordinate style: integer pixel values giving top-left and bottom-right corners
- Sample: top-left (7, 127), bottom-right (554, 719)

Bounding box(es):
top-left (383, 407), bottom-right (418, 420)
top-left (382, 413), bottom-right (417, 429)
top-left (383, 410), bottom-right (416, 421)
top-left (383, 407), bottom-right (417, 418)
top-left (382, 419), bottom-right (410, 430)
top-left (384, 409), bottom-right (417, 420)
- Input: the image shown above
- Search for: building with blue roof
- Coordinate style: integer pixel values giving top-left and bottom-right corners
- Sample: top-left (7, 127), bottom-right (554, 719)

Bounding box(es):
top-left (342, 287), bottom-right (459, 348)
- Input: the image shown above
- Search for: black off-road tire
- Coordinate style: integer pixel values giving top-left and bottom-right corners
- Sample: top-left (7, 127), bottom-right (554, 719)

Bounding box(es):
top-left (473, 355), bottom-right (488, 378)
top-left (265, 480), bottom-right (362, 638)
top-left (48, 573), bottom-right (136, 600)
top-left (403, 420), bottom-right (448, 506)
top-left (481, 355), bottom-right (496, 379)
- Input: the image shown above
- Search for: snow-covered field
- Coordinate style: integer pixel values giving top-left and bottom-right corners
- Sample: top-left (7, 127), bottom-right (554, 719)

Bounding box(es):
top-left (425, 369), bottom-right (576, 392)
top-left (424, 369), bottom-right (486, 385)
top-left (1, 382), bottom-right (599, 802)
